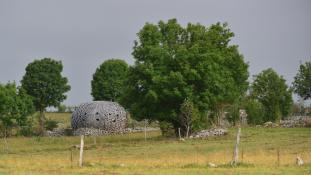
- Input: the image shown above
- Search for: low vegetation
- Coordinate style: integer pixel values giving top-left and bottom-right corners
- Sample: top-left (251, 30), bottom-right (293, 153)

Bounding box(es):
top-left (0, 124), bottom-right (310, 175)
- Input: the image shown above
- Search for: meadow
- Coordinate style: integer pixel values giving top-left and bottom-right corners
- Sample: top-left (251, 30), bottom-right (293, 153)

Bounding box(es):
top-left (0, 113), bottom-right (310, 175)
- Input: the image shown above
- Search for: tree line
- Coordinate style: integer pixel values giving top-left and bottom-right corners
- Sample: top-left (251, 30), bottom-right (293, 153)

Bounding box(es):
top-left (0, 19), bottom-right (310, 137)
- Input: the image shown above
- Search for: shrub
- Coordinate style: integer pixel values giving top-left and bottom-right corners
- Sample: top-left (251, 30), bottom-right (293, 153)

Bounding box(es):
top-left (18, 125), bottom-right (36, 136)
top-left (44, 119), bottom-right (58, 131)
top-left (159, 121), bottom-right (175, 137)
top-left (244, 99), bottom-right (264, 125)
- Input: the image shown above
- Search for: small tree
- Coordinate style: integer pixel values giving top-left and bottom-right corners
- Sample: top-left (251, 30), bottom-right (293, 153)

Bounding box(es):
top-left (293, 61), bottom-right (311, 100)
top-left (179, 99), bottom-right (200, 136)
top-left (251, 68), bottom-right (293, 122)
top-left (21, 58), bottom-right (70, 134)
top-left (0, 83), bottom-right (34, 137)
top-left (91, 59), bottom-right (128, 102)
top-left (243, 98), bottom-right (264, 125)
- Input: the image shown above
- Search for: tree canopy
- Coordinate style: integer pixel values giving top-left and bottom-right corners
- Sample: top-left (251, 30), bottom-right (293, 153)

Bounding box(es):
top-left (122, 19), bottom-right (249, 131)
top-left (0, 83), bottom-right (34, 136)
top-left (293, 61), bottom-right (311, 100)
top-left (21, 58), bottom-right (70, 133)
top-left (91, 59), bottom-right (129, 102)
top-left (251, 68), bottom-right (293, 122)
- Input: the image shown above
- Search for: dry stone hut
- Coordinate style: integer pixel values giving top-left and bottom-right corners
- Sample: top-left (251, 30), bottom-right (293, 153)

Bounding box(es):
top-left (71, 101), bottom-right (127, 135)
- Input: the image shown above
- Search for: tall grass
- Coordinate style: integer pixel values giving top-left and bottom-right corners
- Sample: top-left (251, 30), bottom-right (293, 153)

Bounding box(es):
top-left (0, 127), bottom-right (310, 175)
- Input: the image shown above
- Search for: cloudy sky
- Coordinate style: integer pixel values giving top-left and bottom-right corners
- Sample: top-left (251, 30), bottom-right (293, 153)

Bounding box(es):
top-left (0, 0), bottom-right (310, 106)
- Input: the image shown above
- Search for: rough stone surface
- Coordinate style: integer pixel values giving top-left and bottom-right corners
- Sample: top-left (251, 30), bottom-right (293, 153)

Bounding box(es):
top-left (44, 128), bottom-right (65, 137)
top-left (280, 116), bottom-right (310, 128)
top-left (125, 127), bottom-right (159, 133)
top-left (71, 101), bottom-right (127, 135)
top-left (263, 121), bottom-right (279, 128)
top-left (191, 128), bottom-right (228, 138)
top-left (73, 128), bottom-right (110, 136)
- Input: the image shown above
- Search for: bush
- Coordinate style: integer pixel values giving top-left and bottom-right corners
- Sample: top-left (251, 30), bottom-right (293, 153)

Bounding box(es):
top-left (244, 99), bottom-right (264, 125)
top-left (226, 104), bottom-right (240, 126)
top-left (44, 119), bottom-right (58, 131)
top-left (159, 121), bottom-right (175, 137)
top-left (18, 125), bottom-right (36, 136)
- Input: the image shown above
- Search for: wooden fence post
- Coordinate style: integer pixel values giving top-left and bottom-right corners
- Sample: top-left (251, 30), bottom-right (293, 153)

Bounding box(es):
top-left (231, 127), bottom-right (241, 166)
top-left (93, 136), bottom-right (97, 145)
top-left (79, 135), bottom-right (84, 167)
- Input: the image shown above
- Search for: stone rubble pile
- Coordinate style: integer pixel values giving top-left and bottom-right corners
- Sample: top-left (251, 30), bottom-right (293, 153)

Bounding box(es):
top-left (45, 127), bottom-right (161, 137)
top-left (263, 121), bottom-right (279, 128)
top-left (44, 128), bottom-right (66, 137)
top-left (73, 128), bottom-right (124, 136)
top-left (125, 127), bottom-right (159, 133)
top-left (280, 116), bottom-right (310, 128)
top-left (190, 128), bottom-right (228, 139)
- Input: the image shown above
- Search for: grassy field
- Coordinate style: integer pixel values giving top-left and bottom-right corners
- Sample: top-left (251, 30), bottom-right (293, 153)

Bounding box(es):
top-left (0, 113), bottom-right (310, 175)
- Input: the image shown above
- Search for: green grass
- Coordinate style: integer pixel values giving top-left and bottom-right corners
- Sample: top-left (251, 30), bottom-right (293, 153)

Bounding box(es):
top-left (0, 115), bottom-right (310, 174)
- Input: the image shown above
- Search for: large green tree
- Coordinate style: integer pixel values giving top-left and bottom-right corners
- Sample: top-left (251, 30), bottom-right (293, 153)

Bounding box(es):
top-left (91, 59), bottom-right (129, 102)
top-left (293, 61), bottom-right (311, 100)
top-left (251, 68), bottom-right (293, 122)
top-left (122, 19), bottom-right (249, 133)
top-left (21, 58), bottom-right (70, 134)
top-left (0, 83), bottom-right (34, 137)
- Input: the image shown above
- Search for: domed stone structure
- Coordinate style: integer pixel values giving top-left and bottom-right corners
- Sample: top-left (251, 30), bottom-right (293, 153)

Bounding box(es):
top-left (71, 101), bottom-right (127, 134)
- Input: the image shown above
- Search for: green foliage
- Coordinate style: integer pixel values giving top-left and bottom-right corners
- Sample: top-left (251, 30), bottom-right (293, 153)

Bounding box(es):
top-left (226, 103), bottom-right (240, 126)
top-left (122, 19), bottom-right (248, 131)
top-left (0, 82), bottom-right (34, 137)
top-left (91, 59), bottom-right (129, 102)
top-left (18, 125), bottom-right (36, 137)
top-left (244, 98), bottom-right (264, 125)
top-left (21, 58), bottom-right (71, 111)
top-left (21, 58), bottom-right (70, 134)
top-left (293, 61), bottom-right (311, 100)
top-left (44, 119), bottom-right (58, 131)
top-left (159, 121), bottom-right (175, 137)
top-left (179, 99), bottom-right (202, 134)
top-left (251, 68), bottom-right (293, 122)
top-left (57, 104), bottom-right (66, 113)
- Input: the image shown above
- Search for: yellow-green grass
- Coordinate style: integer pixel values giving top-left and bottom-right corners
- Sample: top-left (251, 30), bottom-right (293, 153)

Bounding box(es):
top-left (0, 127), bottom-right (310, 175)
top-left (45, 112), bottom-right (71, 128)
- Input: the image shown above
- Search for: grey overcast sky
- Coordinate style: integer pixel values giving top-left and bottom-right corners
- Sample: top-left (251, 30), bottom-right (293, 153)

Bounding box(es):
top-left (0, 0), bottom-right (310, 106)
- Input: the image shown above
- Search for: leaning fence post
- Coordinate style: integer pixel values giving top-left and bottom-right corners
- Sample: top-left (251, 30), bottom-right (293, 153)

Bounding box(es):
top-left (79, 135), bottom-right (84, 167)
